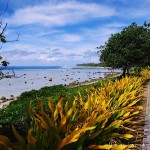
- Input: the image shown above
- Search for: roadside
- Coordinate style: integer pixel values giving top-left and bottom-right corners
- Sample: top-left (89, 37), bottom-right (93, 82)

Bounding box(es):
top-left (142, 81), bottom-right (150, 149)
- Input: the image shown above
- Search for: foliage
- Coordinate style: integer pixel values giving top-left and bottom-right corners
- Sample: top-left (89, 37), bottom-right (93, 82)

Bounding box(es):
top-left (0, 135), bottom-right (13, 150)
top-left (133, 67), bottom-right (142, 76)
top-left (97, 22), bottom-right (150, 76)
top-left (0, 79), bottom-right (110, 125)
top-left (76, 63), bottom-right (104, 67)
top-left (0, 76), bottom-right (144, 150)
top-left (141, 68), bottom-right (150, 80)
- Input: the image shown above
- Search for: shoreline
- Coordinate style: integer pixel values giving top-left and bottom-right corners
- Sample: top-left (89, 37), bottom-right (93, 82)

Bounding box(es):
top-left (0, 68), bottom-right (121, 99)
top-left (0, 77), bottom-right (103, 109)
top-left (0, 72), bottom-right (121, 109)
top-left (0, 73), bottom-right (148, 148)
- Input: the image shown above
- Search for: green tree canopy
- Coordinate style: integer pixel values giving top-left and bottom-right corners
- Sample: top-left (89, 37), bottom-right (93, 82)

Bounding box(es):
top-left (97, 22), bottom-right (150, 76)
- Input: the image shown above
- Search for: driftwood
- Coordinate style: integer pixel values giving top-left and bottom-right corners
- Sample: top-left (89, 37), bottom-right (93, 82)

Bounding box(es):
top-left (0, 68), bottom-right (24, 80)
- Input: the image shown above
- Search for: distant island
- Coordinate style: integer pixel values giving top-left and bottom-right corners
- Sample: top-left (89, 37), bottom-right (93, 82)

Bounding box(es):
top-left (76, 63), bottom-right (104, 67)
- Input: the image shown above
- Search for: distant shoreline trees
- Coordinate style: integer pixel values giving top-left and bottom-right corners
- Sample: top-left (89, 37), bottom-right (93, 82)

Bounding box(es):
top-left (97, 22), bottom-right (150, 76)
top-left (76, 63), bottom-right (104, 67)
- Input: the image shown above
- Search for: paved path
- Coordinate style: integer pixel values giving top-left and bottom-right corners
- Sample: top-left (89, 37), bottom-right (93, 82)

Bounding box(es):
top-left (143, 81), bottom-right (150, 150)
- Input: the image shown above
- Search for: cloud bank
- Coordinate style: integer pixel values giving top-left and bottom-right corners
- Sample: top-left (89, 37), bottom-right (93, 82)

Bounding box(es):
top-left (1, 0), bottom-right (150, 66)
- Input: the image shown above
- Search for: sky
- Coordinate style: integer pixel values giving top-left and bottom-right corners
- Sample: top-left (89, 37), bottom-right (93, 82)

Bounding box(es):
top-left (0, 0), bottom-right (150, 66)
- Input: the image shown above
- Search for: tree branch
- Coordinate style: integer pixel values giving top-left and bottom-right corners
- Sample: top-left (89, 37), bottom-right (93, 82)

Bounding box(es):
top-left (0, 1), bottom-right (9, 16)
top-left (0, 23), bottom-right (7, 36)
top-left (6, 32), bottom-right (20, 42)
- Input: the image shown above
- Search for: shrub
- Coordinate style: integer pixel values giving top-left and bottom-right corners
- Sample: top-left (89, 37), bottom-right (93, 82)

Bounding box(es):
top-left (0, 77), bottom-right (143, 150)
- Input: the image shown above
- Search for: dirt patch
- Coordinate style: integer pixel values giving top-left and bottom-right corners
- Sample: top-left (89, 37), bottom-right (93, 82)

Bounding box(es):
top-left (129, 81), bottom-right (149, 149)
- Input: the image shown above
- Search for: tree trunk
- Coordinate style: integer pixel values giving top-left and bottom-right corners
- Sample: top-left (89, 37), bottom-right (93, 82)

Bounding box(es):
top-left (122, 68), bottom-right (126, 77)
top-left (127, 68), bottom-right (130, 75)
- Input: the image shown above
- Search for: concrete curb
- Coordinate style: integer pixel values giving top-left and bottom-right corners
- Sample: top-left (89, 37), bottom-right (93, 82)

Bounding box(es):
top-left (142, 81), bottom-right (150, 150)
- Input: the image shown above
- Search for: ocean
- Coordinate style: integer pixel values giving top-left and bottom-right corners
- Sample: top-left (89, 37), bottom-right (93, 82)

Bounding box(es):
top-left (0, 66), bottom-right (120, 98)
top-left (3, 66), bottom-right (111, 70)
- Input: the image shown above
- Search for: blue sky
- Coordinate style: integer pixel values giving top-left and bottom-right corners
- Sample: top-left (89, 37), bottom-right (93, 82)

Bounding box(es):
top-left (0, 0), bottom-right (150, 66)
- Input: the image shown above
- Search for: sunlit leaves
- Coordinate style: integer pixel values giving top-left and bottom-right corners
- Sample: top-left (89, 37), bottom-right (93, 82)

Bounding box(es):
top-left (9, 76), bottom-right (145, 149)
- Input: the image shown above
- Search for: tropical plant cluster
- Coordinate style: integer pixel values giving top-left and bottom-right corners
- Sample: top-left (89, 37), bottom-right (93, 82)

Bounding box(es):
top-left (141, 68), bottom-right (150, 80)
top-left (0, 75), bottom-right (145, 150)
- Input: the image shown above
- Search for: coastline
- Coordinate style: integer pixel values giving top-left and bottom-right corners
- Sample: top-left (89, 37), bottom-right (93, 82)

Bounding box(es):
top-left (0, 67), bottom-right (121, 99)
top-left (0, 72), bottom-right (148, 149)
top-left (0, 72), bottom-right (120, 109)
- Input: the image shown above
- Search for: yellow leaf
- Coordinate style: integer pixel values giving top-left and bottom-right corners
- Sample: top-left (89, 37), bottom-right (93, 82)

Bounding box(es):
top-left (33, 110), bottom-right (45, 123)
top-left (48, 98), bottom-right (54, 114)
top-left (120, 134), bottom-right (133, 139)
top-left (0, 135), bottom-right (12, 150)
top-left (54, 106), bottom-right (59, 122)
top-left (94, 112), bottom-right (111, 125)
top-left (41, 109), bottom-right (56, 130)
top-left (12, 125), bottom-right (26, 147)
top-left (130, 111), bottom-right (139, 117)
top-left (66, 106), bottom-right (75, 120)
top-left (123, 112), bottom-right (130, 118)
top-left (0, 141), bottom-right (10, 150)
top-left (88, 144), bottom-right (111, 149)
top-left (137, 106), bottom-right (143, 110)
top-left (120, 126), bottom-right (135, 132)
top-left (57, 96), bottom-right (64, 119)
top-left (78, 92), bottom-right (84, 105)
top-left (57, 126), bottom-right (95, 150)
top-left (37, 102), bottom-right (43, 110)
top-left (104, 120), bottom-right (123, 131)
top-left (64, 101), bottom-right (69, 114)
top-left (60, 116), bottom-right (67, 129)
top-left (128, 99), bottom-right (140, 107)
top-left (112, 144), bottom-right (135, 150)
top-left (28, 130), bottom-right (37, 144)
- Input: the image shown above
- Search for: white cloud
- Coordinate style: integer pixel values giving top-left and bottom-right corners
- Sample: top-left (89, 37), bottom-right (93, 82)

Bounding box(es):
top-left (80, 25), bottom-right (119, 46)
top-left (4, 0), bottom-right (150, 66)
top-left (6, 1), bottom-right (116, 26)
top-left (58, 34), bottom-right (83, 42)
top-left (2, 22), bottom-right (122, 65)
top-left (105, 22), bottom-right (127, 28)
top-left (38, 54), bottom-right (60, 62)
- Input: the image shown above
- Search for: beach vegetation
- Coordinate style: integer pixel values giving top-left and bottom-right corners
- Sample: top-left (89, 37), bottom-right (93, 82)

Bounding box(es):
top-left (0, 80), bottom-right (110, 125)
top-left (76, 63), bottom-right (104, 67)
top-left (140, 68), bottom-right (150, 80)
top-left (97, 22), bottom-right (150, 77)
top-left (0, 74), bottom-right (147, 149)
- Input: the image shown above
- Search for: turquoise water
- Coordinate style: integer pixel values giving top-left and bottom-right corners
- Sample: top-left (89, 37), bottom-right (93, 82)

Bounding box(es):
top-left (4, 66), bottom-right (112, 70)
top-left (4, 66), bottom-right (62, 70)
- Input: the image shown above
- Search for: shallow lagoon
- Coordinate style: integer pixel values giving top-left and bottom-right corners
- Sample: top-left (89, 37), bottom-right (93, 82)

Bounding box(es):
top-left (0, 67), bottom-right (120, 98)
